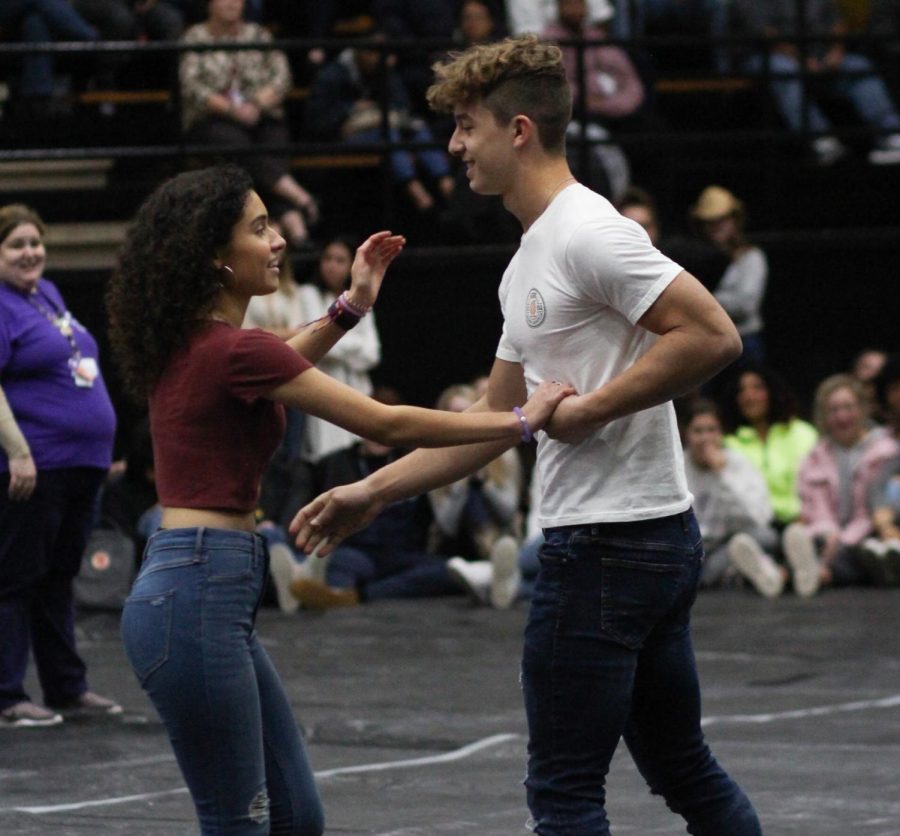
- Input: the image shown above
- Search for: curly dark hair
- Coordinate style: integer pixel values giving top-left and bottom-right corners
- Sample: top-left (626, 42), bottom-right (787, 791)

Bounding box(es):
top-left (717, 362), bottom-right (800, 434)
top-left (106, 165), bottom-right (253, 402)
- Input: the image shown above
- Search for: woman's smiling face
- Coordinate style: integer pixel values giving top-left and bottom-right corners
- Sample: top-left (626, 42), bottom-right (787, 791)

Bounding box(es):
top-left (219, 191), bottom-right (285, 298)
top-left (0, 222), bottom-right (45, 293)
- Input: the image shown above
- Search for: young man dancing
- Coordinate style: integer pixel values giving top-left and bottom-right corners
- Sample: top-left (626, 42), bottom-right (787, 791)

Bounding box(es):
top-left (292, 35), bottom-right (762, 835)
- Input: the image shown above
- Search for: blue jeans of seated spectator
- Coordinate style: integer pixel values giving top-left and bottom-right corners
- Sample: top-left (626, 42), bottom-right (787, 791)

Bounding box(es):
top-left (522, 511), bottom-right (761, 835)
top-left (0, 0), bottom-right (97, 97)
top-left (121, 528), bottom-right (323, 835)
top-left (326, 545), bottom-right (459, 601)
top-left (746, 52), bottom-right (900, 135)
top-left (346, 126), bottom-right (451, 184)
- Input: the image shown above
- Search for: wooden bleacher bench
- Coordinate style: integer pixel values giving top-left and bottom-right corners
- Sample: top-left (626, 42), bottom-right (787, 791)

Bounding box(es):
top-left (655, 76), bottom-right (756, 94)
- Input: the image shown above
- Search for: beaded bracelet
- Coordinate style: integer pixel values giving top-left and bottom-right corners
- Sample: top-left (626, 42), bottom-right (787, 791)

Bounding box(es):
top-left (327, 292), bottom-right (370, 331)
top-left (512, 406), bottom-right (533, 443)
top-left (338, 292), bottom-right (370, 317)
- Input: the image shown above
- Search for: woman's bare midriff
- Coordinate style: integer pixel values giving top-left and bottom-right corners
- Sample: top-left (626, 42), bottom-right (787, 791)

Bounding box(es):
top-left (160, 507), bottom-right (257, 532)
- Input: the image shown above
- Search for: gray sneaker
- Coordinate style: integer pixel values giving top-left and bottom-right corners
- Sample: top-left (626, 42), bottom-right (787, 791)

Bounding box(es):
top-left (1, 701), bottom-right (63, 727)
top-left (726, 533), bottom-right (784, 599)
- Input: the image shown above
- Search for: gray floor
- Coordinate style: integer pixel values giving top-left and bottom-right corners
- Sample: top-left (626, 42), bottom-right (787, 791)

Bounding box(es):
top-left (2, 588), bottom-right (899, 835)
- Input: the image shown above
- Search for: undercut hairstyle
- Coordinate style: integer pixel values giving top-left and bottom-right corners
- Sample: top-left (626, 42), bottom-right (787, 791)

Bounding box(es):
top-left (427, 34), bottom-right (572, 154)
top-left (106, 165), bottom-right (253, 402)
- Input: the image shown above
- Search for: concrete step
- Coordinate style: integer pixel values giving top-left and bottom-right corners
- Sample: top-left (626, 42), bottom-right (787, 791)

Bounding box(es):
top-left (45, 221), bottom-right (128, 270)
top-left (0, 159), bottom-right (112, 192)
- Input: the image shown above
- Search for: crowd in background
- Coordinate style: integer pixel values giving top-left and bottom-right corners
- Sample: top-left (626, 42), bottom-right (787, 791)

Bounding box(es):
top-left (2, 5), bottom-right (900, 623)
top-left (2, 2), bottom-right (900, 731)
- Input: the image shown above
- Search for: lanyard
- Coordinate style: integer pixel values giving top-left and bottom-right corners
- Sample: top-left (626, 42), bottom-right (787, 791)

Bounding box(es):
top-left (25, 289), bottom-right (82, 367)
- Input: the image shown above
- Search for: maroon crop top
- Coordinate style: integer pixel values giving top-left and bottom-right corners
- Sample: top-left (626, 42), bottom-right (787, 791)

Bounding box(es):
top-left (150, 322), bottom-right (311, 512)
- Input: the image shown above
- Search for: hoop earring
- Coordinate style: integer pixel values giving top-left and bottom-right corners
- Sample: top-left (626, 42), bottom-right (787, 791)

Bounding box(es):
top-left (221, 265), bottom-right (234, 277)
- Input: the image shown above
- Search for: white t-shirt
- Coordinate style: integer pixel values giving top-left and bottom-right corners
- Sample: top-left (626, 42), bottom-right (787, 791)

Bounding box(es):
top-left (496, 182), bottom-right (690, 527)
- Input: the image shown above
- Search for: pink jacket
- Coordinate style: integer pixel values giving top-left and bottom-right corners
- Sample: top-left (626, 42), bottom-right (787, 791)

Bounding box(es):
top-left (797, 430), bottom-right (899, 544)
top-left (542, 23), bottom-right (645, 119)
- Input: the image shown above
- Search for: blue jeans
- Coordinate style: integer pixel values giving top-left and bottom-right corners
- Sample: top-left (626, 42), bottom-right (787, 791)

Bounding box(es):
top-left (746, 52), bottom-right (900, 135)
top-left (0, 0), bottom-right (97, 97)
top-left (522, 511), bottom-right (761, 835)
top-left (327, 544), bottom-right (460, 601)
top-left (121, 527), bottom-right (323, 835)
top-left (346, 125), bottom-right (451, 184)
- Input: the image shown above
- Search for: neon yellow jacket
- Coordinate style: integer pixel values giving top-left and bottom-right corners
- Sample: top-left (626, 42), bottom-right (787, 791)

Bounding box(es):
top-left (724, 419), bottom-right (818, 524)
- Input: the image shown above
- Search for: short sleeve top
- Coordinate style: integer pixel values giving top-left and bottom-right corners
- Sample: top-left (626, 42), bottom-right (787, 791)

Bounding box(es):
top-left (150, 322), bottom-right (310, 512)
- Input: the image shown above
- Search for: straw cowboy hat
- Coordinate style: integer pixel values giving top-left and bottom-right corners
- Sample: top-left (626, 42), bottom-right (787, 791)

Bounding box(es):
top-left (690, 185), bottom-right (744, 221)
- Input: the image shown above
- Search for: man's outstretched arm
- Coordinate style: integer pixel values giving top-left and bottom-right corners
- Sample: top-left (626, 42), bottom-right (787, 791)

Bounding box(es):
top-left (290, 360), bottom-right (556, 556)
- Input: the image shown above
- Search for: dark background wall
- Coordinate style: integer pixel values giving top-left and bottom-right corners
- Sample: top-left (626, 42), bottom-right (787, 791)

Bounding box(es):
top-left (54, 227), bottom-right (899, 456)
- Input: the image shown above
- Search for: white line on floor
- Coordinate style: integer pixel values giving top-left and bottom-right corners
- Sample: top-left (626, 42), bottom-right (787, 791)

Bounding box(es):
top-left (7, 733), bottom-right (522, 815)
top-left (702, 693), bottom-right (900, 726)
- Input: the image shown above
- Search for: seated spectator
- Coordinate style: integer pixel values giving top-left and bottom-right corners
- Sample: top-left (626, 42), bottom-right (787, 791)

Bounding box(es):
top-left (296, 237), bottom-right (382, 463)
top-left (305, 29), bottom-right (456, 212)
top-left (372, 0), bottom-right (456, 118)
top-left (542, 0), bottom-right (636, 199)
top-left (301, 0), bottom-right (377, 70)
top-left (691, 186), bottom-right (768, 365)
top-left (732, 0), bottom-right (900, 165)
top-left (719, 363), bottom-right (818, 528)
top-left (70, 0), bottom-right (138, 93)
top-left (851, 347), bottom-right (888, 422)
top-left (438, 441), bottom-right (540, 610)
top-left (428, 384), bottom-right (523, 563)
top-left (179, 0), bottom-right (320, 248)
top-left (874, 353), bottom-right (900, 440)
top-left (243, 250), bottom-right (315, 460)
top-left (782, 373), bottom-right (899, 595)
top-left (616, 185), bottom-right (661, 244)
top-left (505, 0), bottom-right (613, 34)
top-left (867, 0), bottom-right (900, 86)
top-left (680, 398), bottom-right (783, 597)
top-left (856, 450), bottom-right (900, 585)
top-left (96, 416), bottom-right (158, 557)
top-left (284, 433), bottom-right (469, 610)
top-left (456, 0), bottom-right (507, 45)
top-left (0, 0), bottom-right (97, 121)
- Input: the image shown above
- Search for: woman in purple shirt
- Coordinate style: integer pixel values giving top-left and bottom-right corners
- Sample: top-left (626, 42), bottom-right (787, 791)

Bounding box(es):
top-left (0, 203), bottom-right (120, 727)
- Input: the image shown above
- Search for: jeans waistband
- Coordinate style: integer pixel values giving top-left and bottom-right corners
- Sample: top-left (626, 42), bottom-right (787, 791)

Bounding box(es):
top-left (144, 526), bottom-right (266, 564)
top-left (545, 509), bottom-right (696, 539)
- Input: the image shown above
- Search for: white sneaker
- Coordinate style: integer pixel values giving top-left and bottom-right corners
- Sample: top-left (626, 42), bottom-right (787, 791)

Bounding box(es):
top-left (268, 543), bottom-right (300, 614)
top-left (726, 533), bottom-right (784, 599)
top-left (782, 524), bottom-right (821, 597)
top-left (489, 535), bottom-right (521, 609)
top-left (868, 133), bottom-right (900, 165)
top-left (446, 557), bottom-right (492, 604)
top-left (812, 135), bottom-right (848, 166)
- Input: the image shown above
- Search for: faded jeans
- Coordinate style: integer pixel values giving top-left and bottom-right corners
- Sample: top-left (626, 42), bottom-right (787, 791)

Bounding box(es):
top-left (522, 510), bottom-right (761, 835)
top-left (121, 527), bottom-right (323, 835)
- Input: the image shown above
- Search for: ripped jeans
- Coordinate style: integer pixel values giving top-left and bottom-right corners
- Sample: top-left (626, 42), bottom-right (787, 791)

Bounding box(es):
top-left (121, 527), bottom-right (323, 835)
top-left (522, 511), bottom-right (761, 835)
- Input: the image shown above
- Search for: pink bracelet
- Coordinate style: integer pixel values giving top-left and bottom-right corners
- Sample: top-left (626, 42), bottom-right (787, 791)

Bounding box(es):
top-left (512, 406), bottom-right (533, 443)
top-left (338, 292), bottom-right (370, 318)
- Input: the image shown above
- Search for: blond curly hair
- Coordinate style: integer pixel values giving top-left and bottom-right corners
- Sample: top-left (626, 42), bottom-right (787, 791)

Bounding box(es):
top-left (427, 34), bottom-right (571, 153)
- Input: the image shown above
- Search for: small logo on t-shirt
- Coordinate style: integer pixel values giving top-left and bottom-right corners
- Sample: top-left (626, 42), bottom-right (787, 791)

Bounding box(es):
top-left (525, 289), bottom-right (545, 327)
